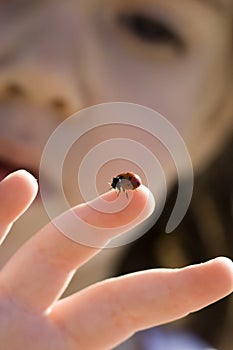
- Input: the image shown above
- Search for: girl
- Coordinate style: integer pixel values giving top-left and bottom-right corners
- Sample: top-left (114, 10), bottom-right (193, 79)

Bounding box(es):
top-left (0, 0), bottom-right (232, 348)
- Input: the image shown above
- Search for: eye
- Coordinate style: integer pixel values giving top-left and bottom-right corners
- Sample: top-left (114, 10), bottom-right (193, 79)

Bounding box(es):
top-left (117, 13), bottom-right (184, 50)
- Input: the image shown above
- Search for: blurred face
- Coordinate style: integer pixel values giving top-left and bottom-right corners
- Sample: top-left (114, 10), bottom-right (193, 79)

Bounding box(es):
top-left (0, 0), bottom-right (232, 275)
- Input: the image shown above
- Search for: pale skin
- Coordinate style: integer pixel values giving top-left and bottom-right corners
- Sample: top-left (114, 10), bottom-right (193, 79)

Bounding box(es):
top-left (0, 170), bottom-right (232, 350)
top-left (0, 1), bottom-right (233, 348)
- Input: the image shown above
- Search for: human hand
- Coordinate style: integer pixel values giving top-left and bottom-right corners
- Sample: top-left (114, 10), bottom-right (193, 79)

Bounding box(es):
top-left (0, 170), bottom-right (232, 350)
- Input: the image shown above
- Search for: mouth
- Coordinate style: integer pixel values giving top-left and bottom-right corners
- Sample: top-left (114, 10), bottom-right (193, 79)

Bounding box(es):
top-left (0, 157), bottom-right (59, 205)
top-left (0, 159), bottom-right (42, 202)
top-left (0, 159), bottom-right (39, 182)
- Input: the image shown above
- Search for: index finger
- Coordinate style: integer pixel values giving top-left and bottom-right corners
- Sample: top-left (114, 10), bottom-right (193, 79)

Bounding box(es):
top-left (0, 184), bottom-right (154, 312)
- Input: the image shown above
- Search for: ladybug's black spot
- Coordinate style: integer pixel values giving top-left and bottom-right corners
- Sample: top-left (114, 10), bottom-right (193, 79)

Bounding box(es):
top-left (118, 175), bottom-right (124, 179)
top-left (128, 176), bottom-right (132, 180)
top-left (136, 181), bottom-right (140, 186)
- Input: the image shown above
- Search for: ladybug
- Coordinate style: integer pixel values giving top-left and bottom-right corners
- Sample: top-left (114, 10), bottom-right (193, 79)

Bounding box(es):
top-left (110, 172), bottom-right (142, 198)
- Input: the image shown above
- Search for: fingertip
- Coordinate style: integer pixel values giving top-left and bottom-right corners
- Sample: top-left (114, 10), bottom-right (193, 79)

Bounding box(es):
top-left (209, 257), bottom-right (233, 293)
top-left (52, 184), bottom-right (155, 247)
top-left (137, 184), bottom-right (155, 210)
top-left (0, 170), bottom-right (38, 224)
top-left (79, 184), bottom-right (155, 228)
top-left (180, 257), bottom-right (233, 305)
top-left (132, 184), bottom-right (155, 221)
top-left (8, 170), bottom-right (38, 205)
top-left (212, 256), bottom-right (233, 268)
top-left (12, 169), bottom-right (38, 198)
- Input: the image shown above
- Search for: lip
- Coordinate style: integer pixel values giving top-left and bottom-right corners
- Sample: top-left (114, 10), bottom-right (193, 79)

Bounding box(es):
top-left (0, 137), bottom-right (41, 165)
top-left (0, 140), bottom-right (56, 200)
top-left (0, 138), bottom-right (40, 180)
top-left (0, 159), bottom-right (39, 182)
top-left (0, 159), bottom-right (43, 203)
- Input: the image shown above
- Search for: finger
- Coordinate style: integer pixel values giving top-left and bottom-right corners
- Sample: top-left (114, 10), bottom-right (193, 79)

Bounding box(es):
top-left (0, 170), bottom-right (38, 244)
top-left (51, 257), bottom-right (233, 350)
top-left (0, 185), bottom-right (154, 311)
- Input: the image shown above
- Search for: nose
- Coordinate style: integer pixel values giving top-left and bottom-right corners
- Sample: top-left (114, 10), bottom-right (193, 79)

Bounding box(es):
top-left (0, 5), bottom-right (87, 118)
top-left (1, 63), bottom-right (85, 118)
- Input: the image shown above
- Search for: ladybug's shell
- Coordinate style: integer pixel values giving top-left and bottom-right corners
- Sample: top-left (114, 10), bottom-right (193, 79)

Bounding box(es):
top-left (117, 172), bottom-right (142, 189)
